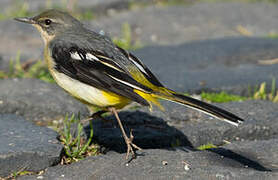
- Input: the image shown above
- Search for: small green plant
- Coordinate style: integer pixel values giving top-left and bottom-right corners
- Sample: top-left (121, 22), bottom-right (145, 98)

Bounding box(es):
top-left (13, 170), bottom-right (34, 178)
top-left (5, 169), bottom-right (36, 179)
top-left (201, 91), bottom-right (247, 103)
top-left (113, 23), bottom-right (142, 50)
top-left (252, 78), bottom-right (278, 102)
top-left (253, 82), bottom-right (267, 100)
top-left (0, 52), bottom-right (54, 83)
top-left (266, 32), bottom-right (278, 39)
top-left (200, 78), bottom-right (278, 103)
top-left (197, 143), bottom-right (217, 150)
top-left (59, 113), bottom-right (99, 163)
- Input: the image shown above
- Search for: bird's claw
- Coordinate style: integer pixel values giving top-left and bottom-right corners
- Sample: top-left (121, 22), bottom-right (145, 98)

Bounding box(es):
top-left (125, 130), bottom-right (142, 159)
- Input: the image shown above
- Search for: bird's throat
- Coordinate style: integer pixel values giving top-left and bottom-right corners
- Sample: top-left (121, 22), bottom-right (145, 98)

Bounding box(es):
top-left (32, 24), bottom-right (55, 45)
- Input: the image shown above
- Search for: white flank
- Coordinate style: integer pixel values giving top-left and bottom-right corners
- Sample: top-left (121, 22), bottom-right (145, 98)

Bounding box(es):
top-left (108, 75), bottom-right (146, 92)
top-left (51, 70), bottom-right (111, 107)
top-left (86, 53), bottom-right (99, 61)
top-left (70, 52), bottom-right (82, 60)
top-left (129, 57), bottom-right (147, 74)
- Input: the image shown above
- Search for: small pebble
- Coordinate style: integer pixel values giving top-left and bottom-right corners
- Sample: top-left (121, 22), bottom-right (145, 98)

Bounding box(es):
top-left (184, 164), bottom-right (190, 171)
top-left (182, 161), bottom-right (190, 171)
top-left (162, 160), bottom-right (168, 165)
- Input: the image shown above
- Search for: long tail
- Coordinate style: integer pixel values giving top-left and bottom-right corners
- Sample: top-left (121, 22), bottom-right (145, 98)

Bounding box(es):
top-left (155, 91), bottom-right (244, 126)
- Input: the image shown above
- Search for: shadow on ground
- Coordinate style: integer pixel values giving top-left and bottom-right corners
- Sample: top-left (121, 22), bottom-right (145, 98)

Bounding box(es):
top-left (85, 110), bottom-right (194, 153)
top-left (206, 148), bottom-right (273, 172)
top-left (84, 110), bottom-right (273, 172)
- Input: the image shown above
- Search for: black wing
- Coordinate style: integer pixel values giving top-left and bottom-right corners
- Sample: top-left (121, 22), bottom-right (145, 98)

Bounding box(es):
top-left (116, 46), bottom-right (164, 87)
top-left (50, 42), bottom-right (153, 106)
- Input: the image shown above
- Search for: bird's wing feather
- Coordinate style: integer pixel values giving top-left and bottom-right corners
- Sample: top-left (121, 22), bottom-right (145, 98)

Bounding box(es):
top-left (115, 46), bottom-right (164, 87)
top-left (50, 43), bottom-right (153, 106)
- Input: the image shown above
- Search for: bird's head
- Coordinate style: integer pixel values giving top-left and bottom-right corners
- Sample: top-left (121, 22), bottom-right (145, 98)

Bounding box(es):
top-left (14, 9), bottom-right (82, 44)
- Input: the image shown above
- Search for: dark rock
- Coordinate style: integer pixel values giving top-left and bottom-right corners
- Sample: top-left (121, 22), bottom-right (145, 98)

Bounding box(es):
top-left (0, 114), bottom-right (63, 178)
top-left (18, 139), bottom-right (278, 180)
top-left (0, 79), bottom-right (88, 125)
top-left (133, 37), bottom-right (278, 94)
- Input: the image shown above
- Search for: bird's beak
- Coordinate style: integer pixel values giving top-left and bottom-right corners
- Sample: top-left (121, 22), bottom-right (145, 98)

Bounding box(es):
top-left (14, 17), bottom-right (36, 24)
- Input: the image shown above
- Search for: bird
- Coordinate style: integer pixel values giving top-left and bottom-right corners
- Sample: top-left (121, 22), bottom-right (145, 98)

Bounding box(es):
top-left (15, 9), bottom-right (244, 159)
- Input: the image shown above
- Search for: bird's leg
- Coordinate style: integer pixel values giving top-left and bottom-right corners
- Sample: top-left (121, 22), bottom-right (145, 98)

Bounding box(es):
top-left (81, 110), bottom-right (107, 124)
top-left (91, 110), bottom-right (108, 122)
top-left (109, 107), bottom-right (142, 159)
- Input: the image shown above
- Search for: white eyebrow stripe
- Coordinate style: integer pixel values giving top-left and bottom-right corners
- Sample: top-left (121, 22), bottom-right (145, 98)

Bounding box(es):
top-left (107, 74), bottom-right (147, 92)
top-left (86, 53), bottom-right (99, 61)
top-left (70, 52), bottom-right (82, 60)
top-left (129, 56), bottom-right (147, 74)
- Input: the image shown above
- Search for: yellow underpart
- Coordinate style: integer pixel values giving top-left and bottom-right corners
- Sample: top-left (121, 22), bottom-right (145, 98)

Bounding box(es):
top-left (129, 66), bottom-right (176, 111)
top-left (101, 90), bottom-right (131, 109)
top-left (134, 89), bottom-right (164, 111)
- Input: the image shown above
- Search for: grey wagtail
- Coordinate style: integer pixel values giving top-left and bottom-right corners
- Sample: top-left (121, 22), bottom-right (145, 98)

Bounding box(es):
top-left (15, 9), bottom-right (244, 159)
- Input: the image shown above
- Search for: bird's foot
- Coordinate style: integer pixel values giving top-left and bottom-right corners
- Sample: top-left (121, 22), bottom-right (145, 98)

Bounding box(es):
top-left (124, 130), bottom-right (142, 159)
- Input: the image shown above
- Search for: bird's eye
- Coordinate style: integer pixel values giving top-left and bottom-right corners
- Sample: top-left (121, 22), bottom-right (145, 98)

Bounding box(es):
top-left (44, 19), bottom-right (52, 25)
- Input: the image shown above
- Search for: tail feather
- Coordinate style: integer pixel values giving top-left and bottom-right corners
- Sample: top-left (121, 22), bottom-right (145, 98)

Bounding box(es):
top-left (156, 92), bottom-right (244, 126)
